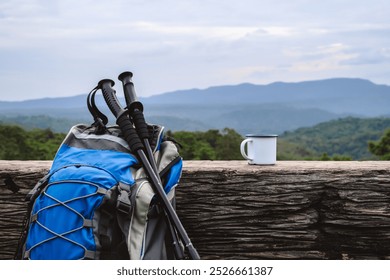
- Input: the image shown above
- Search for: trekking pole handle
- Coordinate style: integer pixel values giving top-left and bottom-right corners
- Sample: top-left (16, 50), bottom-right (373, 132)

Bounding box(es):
top-left (118, 71), bottom-right (149, 140)
top-left (118, 71), bottom-right (143, 112)
top-left (98, 79), bottom-right (143, 152)
top-left (98, 79), bottom-right (123, 118)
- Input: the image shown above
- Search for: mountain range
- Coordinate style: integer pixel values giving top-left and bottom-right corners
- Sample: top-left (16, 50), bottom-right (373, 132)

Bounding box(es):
top-left (1, 78), bottom-right (389, 134)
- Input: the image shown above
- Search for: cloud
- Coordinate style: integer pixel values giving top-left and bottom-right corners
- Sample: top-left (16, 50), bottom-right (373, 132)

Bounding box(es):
top-left (341, 48), bottom-right (390, 65)
top-left (1, 0), bottom-right (390, 100)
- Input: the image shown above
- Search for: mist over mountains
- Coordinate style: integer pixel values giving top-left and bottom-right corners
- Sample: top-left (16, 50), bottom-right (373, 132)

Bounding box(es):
top-left (1, 78), bottom-right (389, 134)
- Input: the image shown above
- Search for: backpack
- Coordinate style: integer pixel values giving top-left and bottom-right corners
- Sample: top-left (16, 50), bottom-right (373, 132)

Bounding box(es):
top-left (15, 121), bottom-right (183, 260)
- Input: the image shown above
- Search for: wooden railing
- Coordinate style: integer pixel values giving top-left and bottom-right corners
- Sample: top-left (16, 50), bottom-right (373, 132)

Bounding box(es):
top-left (1, 160), bottom-right (390, 260)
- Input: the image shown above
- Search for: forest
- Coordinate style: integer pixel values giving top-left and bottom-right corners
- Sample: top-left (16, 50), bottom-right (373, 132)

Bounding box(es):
top-left (1, 117), bottom-right (389, 161)
top-left (0, 125), bottom-right (65, 160)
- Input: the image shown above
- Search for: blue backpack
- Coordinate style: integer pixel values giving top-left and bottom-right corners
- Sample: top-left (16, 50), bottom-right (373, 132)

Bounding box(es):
top-left (16, 123), bottom-right (183, 260)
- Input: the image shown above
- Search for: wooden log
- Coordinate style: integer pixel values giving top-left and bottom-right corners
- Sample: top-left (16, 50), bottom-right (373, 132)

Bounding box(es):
top-left (0, 161), bottom-right (51, 260)
top-left (1, 160), bottom-right (390, 260)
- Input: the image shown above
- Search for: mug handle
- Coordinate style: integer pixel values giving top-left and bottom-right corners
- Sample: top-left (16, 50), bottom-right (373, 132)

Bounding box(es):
top-left (240, 138), bottom-right (253, 160)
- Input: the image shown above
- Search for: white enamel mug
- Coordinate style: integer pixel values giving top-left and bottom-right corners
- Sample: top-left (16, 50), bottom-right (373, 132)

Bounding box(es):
top-left (240, 134), bottom-right (278, 165)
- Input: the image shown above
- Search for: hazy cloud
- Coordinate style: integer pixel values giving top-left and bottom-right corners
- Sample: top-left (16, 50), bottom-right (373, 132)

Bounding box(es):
top-left (0, 0), bottom-right (389, 100)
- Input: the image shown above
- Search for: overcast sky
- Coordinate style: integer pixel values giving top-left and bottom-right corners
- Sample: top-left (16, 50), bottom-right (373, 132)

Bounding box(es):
top-left (0, 0), bottom-right (389, 101)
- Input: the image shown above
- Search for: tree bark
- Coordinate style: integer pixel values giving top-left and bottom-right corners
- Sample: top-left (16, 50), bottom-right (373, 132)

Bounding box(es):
top-left (1, 160), bottom-right (390, 260)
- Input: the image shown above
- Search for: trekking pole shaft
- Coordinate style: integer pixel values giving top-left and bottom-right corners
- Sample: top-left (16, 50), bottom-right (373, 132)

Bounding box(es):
top-left (137, 150), bottom-right (200, 260)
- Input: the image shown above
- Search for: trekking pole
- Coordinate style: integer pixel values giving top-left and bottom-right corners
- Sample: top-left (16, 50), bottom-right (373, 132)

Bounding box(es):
top-left (118, 72), bottom-right (155, 170)
top-left (98, 79), bottom-right (200, 260)
top-left (118, 71), bottom-right (185, 260)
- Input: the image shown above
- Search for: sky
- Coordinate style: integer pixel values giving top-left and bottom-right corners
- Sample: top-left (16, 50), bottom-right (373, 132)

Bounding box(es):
top-left (0, 0), bottom-right (389, 101)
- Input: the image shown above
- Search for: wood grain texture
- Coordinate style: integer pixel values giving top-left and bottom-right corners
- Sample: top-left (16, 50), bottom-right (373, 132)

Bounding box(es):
top-left (0, 161), bottom-right (51, 259)
top-left (1, 160), bottom-right (390, 260)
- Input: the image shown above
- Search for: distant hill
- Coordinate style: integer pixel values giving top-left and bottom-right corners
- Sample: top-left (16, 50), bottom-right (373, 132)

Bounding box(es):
top-left (142, 78), bottom-right (390, 115)
top-left (280, 117), bottom-right (390, 160)
top-left (1, 78), bottom-right (389, 134)
top-left (0, 115), bottom-right (81, 133)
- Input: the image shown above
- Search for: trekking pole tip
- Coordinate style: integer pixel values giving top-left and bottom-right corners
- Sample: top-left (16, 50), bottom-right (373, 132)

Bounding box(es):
top-left (187, 245), bottom-right (201, 260)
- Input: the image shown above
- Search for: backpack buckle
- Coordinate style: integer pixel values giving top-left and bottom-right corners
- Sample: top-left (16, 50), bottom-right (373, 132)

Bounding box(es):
top-left (25, 173), bottom-right (50, 202)
top-left (116, 183), bottom-right (132, 215)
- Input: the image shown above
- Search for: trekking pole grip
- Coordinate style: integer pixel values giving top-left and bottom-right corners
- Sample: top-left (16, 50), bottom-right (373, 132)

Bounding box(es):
top-left (118, 72), bottom-right (149, 140)
top-left (98, 79), bottom-right (143, 152)
top-left (118, 72), bottom-right (143, 111)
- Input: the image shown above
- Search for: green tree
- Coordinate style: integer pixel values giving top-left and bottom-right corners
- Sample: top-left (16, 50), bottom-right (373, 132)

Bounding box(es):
top-left (167, 128), bottom-right (243, 160)
top-left (368, 129), bottom-right (390, 160)
top-left (194, 142), bottom-right (216, 160)
top-left (0, 124), bottom-right (65, 160)
top-left (215, 128), bottom-right (243, 160)
top-left (0, 125), bottom-right (29, 159)
top-left (26, 128), bottom-right (64, 159)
